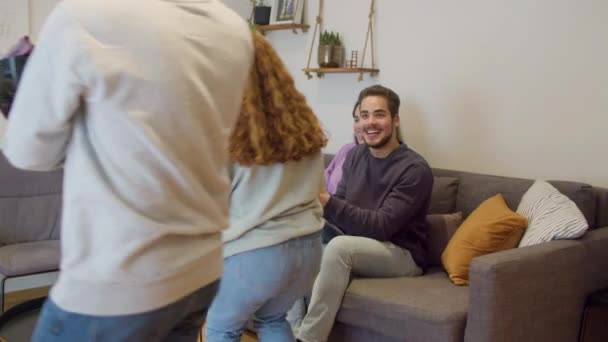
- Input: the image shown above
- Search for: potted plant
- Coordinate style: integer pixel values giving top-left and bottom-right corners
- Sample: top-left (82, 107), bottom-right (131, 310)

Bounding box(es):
top-left (250, 0), bottom-right (271, 26)
top-left (317, 30), bottom-right (344, 68)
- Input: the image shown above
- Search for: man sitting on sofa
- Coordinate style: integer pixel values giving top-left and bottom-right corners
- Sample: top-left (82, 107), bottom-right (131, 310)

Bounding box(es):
top-left (295, 85), bottom-right (434, 342)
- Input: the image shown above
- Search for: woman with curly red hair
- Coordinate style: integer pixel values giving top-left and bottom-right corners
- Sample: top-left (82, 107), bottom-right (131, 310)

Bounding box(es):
top-left (204, 32), bottom-right (327, 342)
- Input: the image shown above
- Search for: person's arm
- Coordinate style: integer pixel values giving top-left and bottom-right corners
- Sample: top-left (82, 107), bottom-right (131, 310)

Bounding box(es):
top-left (323, 163), bottom-right (433, 241)
top-left (325, 143), bottom-right (355, 194)
top-left (324, 154), bottom-right (339, 181)
top-left (3, 4), bottom-right (85, 171)
top-left (331, 144), bottom-right (358, 201)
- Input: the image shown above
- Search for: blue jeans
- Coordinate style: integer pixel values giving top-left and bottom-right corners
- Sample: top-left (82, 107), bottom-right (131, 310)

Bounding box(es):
top-left (31, 280), bottom-right (219, 342)
top-left (321, 221), bottom-right (344, 244)
top-left (205, 232), bottom-right (322, 342)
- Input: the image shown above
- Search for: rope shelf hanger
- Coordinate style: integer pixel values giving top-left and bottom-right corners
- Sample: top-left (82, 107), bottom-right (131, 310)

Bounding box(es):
top-left (303, 0), bottom-right (379, 81)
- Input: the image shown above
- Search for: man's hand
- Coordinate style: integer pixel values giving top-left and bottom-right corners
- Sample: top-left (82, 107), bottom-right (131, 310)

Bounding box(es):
top-left (319, 191), bottom-right (330, 207)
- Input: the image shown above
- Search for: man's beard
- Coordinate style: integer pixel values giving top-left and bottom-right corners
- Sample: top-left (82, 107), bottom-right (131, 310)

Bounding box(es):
top-left (365, 126), bottom-right (394, 149)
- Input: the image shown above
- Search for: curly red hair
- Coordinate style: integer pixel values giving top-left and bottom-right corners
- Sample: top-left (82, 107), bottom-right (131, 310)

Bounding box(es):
top-left (229, 32), bottom-right (327, 166)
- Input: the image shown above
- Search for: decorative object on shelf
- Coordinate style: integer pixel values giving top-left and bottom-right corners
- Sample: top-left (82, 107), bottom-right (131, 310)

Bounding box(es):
top-left (270, 0), bottom-right (304, 25)
top-left (317, 30), bottom-right (344, 68)
top-left (347, 50), bottom-right (359, 68)
top-left (250, 0), bottom-right (272, 25)
top-left (303, 0), bottom-right (379, 81)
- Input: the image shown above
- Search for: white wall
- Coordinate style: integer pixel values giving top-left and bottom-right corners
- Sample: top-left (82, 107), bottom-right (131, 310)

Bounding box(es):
top-left (29, 0), bottom-right (61, 40)
top-left (0, 0), bottom-right (60, 136)
top-left (14, 0), bottom-right (608, 187)
top-left (224, 0), bottom-right (608, 187)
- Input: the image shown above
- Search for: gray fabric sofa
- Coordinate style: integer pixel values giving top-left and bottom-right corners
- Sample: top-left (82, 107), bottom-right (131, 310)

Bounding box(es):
top-left (323, 154), bottom-right (608, 342)
top-left (0, 152), bottom-right (62, 311)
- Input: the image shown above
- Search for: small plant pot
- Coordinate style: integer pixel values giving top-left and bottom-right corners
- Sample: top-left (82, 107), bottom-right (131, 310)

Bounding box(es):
top-left (253, 6), bottom-right (271, 25)
top-left (318, 45), bottom-right (339, 68)
top-left (331, 45), bottom-right (345, 68)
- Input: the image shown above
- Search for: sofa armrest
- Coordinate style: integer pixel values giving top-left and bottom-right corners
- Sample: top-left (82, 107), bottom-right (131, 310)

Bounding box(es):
top-left (464, 239), bottom-right (587, 342)
top-left (579, 227), bottom-right (608, 293)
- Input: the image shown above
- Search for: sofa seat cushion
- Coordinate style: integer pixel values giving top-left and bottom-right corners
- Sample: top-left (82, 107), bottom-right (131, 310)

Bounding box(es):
top-left (336, 268), bottom-right (468, 341)
top-left (0, 240), bottom-right (60, 276)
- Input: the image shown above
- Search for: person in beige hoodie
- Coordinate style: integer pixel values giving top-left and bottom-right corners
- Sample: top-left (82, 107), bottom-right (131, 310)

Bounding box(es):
top-left (3, 0), bottom-right (252, 341)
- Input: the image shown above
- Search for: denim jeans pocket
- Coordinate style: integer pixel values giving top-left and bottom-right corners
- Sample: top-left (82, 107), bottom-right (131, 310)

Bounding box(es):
top-left (33, 299), bottom-right (70, 340)
top-left (229, 246), bottom-right (288, 294)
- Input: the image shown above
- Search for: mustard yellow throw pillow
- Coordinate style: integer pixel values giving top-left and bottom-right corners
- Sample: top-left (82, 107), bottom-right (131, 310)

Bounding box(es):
top-left (441, 193), bottom-right (527, 285)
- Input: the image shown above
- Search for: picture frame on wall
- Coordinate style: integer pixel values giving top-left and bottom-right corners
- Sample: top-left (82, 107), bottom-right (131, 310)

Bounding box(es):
top-left (270, 0), bottom-right (304, 25)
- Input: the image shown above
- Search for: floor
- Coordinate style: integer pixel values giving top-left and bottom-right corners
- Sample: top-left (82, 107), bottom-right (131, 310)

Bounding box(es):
top-left (4, 286), bottom-right (49, 311)
top-left (4, 287), bottom-right (259, 342)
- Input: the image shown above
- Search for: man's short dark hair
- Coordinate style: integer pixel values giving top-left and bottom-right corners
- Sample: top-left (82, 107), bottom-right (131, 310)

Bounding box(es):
top-left (357, 85), bottom-right (400, 116)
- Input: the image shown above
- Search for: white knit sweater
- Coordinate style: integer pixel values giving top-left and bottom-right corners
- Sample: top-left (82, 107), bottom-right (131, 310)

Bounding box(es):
top-left (224, 153), bottom-right (325, 257)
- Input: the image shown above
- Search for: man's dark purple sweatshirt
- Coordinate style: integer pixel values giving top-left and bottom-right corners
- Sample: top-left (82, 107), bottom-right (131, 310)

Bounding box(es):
top-left (324, 143), bottom-right (434, 270)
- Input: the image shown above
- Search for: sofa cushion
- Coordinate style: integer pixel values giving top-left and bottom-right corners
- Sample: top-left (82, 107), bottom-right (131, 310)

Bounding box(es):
top-left (0, 153), bottom-right (63, 197)
top-left (429, 176), bottom-right (459, 214)
top-left (0, 152), bottom-right (63, 245)
top-left (442, 194), bottom-right (527, 285)
top-left (427, 212), bottom-right (463, 267)
top-left (0, 240), bottom-right (60, 276)
top-left (0, 194), bottom-right (62, 245)
top-left (336, 268), bottom-right (468, 341)
top-left (455, 173), bottom-right (533, 218)
top-left (517, 181), bottom-right (589, 247)
top-left (550, 181), bottom-right (596, 229)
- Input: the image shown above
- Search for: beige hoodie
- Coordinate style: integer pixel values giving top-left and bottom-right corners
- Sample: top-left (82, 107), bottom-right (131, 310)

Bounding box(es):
top-left (4, 0), bottom-right (252, 315)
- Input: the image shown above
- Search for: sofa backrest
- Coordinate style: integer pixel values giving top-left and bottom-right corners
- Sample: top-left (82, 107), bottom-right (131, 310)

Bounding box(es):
top-left (0, 152), bottom-right (63, 246)
top-left (594, 187), bottom-right (608, 228)
top-left (324, 153), bottom-right (599, 229)
top-left (432, 168), bottom-right (598, 229)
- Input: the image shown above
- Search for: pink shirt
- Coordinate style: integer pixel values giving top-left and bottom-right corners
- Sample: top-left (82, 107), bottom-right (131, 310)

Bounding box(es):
top-left (324, 143), bottom-right (357, 195)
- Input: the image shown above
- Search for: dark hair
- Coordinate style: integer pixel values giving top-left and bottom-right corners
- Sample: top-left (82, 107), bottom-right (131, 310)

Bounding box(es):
top-left (0, 54), bottom-right (31, 118)
top-left (0, 74), bottom-right (15, 118)
top-left (351, 101), bottom-right (361, 144)
top-left (351, 101), bottom-right (360, 118)
top-left (357, 84), bottom-right (400, 117)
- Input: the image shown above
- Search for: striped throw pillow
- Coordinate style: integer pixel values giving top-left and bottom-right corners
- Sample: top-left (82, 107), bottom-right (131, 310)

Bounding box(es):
top-left (517, 180), bottom-right (589, 247)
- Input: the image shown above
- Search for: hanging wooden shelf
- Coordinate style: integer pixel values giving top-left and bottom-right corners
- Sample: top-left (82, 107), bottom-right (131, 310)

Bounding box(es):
top-left (303, 67), bottom-right (380, 79)
top-left (256, 24), bottom-right (310, 34)
top-left (303, 0), bottom-right (378, 82)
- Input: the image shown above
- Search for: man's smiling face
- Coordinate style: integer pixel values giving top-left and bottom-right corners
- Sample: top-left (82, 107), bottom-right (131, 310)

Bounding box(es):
top-left (359, 95), bottom-right (399, 149)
